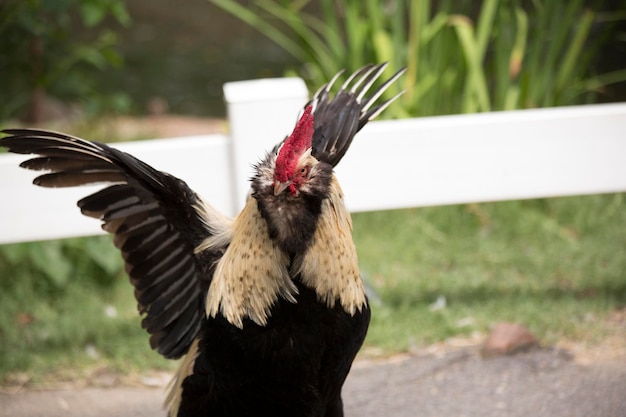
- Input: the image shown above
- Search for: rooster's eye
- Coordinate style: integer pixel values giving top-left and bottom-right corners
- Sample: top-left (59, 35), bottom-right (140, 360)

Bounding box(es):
top-left (300, 165), bottom-right (310, 177)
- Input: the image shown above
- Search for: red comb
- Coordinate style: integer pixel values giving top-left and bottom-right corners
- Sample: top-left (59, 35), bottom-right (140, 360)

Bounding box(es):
top-left (275, 105), bottom-right (314, 182)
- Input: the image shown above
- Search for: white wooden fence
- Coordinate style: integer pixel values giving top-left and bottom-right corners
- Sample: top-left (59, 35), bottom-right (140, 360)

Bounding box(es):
top-left (1, 77), bottom-right (625, 245)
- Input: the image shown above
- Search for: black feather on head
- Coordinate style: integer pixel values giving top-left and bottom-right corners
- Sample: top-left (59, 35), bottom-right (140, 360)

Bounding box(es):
top-left (308, 62), bottom-right (407, 167)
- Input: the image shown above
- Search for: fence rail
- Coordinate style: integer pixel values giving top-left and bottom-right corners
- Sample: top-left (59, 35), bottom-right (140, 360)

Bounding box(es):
top-left (1, 77), bottom-right (625, 245)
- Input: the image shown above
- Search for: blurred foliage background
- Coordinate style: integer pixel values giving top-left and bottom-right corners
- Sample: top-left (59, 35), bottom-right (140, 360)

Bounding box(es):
top-left (0, 0), bottom-right (131, 122)
top-left (1, 0), bottom-right (625, 122)
top-left (0, 0), bottom-right (625, 384)
top-left (211, 0), bottom-right (626, 117)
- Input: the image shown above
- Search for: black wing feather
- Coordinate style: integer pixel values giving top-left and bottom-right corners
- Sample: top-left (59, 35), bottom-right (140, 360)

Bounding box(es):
top-left (308, 62), bottom-right (406, 167)
top-left (0, 128), bottom-right (226, 359)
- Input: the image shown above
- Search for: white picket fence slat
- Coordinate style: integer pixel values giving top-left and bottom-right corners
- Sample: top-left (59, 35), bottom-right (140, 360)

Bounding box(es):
top-left (0, 77), bottom-right (625, 245)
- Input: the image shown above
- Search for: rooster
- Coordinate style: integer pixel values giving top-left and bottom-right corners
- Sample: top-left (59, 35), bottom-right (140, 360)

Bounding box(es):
top-left (0, 63), bottom-right (405, 417)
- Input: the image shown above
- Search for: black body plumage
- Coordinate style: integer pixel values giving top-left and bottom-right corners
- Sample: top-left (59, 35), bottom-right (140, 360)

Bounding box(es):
top-left (0, 63), bottom-right (405, 417)
top-left (179, 283), bottom-right (370, 417)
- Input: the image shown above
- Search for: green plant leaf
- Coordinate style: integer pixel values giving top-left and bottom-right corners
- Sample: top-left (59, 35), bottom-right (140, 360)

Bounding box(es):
top-left (258, 0), bottom-right (335, 74)
top-left (81, 2), bottom-right (107, 27)
top-left (503, 85), bottom-right (520, 111)
top-left (82, 238), bottom-right (122, 276)
top-left (210, 0), bottom-right (309, 62)
top-left (110, 1), bottom-right (131, 26)
top-left (556, 9), bottom-right (594, 93)
top-left (373, 30), bottom-right (395, 75)
top-left (450, 15), bottom-right (491, 113)
top-left (509, 7), bottom-right (528, 82)
top-left (30, 241), bottom-right (72, 288)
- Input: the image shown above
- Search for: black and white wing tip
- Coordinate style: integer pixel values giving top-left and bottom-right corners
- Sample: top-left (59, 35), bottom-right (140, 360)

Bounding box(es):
top-left (0, 128), bottom-right (225, 360)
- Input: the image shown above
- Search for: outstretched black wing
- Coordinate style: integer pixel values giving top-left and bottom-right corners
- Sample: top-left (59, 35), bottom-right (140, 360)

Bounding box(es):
top-left (0, 129), bottom-right (229, 359)
top-left (309, 62), bottom-right (406, 167)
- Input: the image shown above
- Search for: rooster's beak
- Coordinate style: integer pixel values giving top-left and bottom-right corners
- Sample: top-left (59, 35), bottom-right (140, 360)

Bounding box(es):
top-left (273, 181), bottom-right (290, 196)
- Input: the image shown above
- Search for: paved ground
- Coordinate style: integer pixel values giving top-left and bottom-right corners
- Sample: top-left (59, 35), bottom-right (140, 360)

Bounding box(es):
top-left (2, 346), bottom-right (625, 417)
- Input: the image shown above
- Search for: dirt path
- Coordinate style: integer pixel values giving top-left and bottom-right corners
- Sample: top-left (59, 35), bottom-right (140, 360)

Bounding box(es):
top-left (2, 346), bottom-right (625, 417)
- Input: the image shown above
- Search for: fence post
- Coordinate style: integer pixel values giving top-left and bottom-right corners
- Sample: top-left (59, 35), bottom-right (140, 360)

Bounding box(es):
top-left (223, 77), bottom-right (309, 214)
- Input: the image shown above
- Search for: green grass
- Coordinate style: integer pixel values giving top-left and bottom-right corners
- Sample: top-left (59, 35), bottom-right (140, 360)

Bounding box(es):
top-left (0, 194), bottom-right (624, 384)
top-left (354, 194), bottom-right (625, 352)
top-left (0, 243), bottom-right (174, 384)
